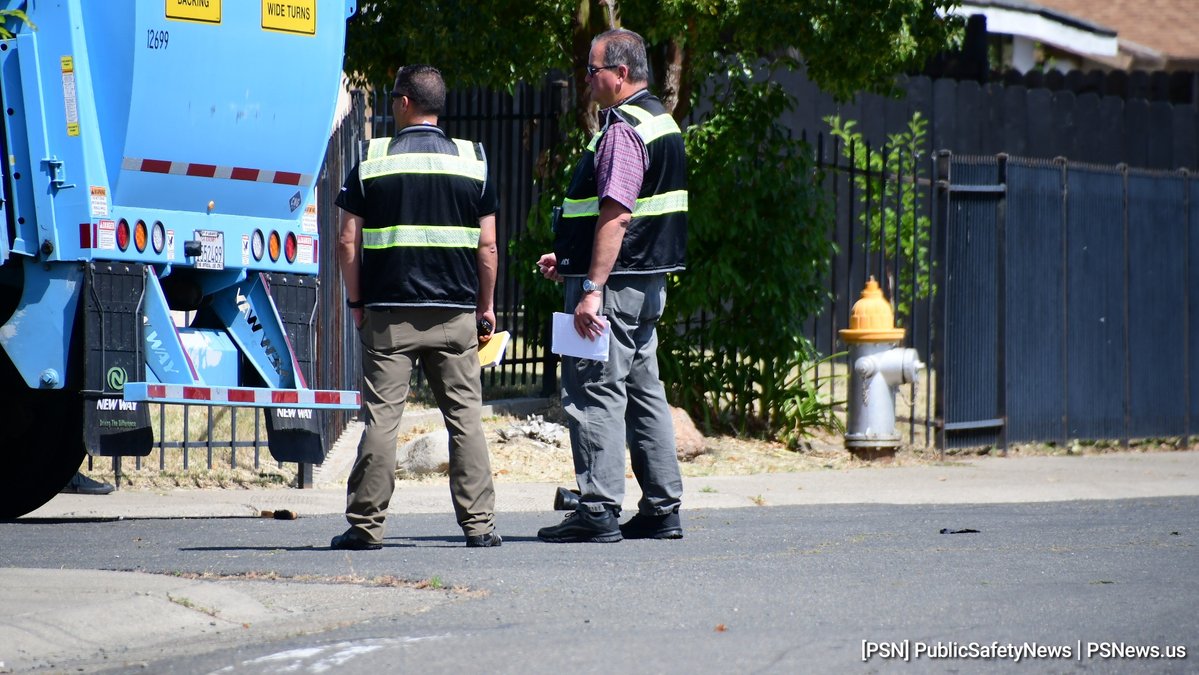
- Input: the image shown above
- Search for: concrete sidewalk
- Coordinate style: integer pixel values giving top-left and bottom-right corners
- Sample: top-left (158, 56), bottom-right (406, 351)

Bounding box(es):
top-left (26, 449), bottom-right (1199, 520)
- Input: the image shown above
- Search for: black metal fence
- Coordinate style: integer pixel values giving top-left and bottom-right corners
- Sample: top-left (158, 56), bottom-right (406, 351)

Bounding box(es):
top-left (796, 130), bottom-right (938, 447)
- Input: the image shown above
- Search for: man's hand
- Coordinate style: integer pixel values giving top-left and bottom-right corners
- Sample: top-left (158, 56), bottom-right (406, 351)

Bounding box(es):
top-left (476, 309), bottom-right (497, 344)
top-left (573, 291), bottom-right (606, 340)
top-left (537, 253), bottom-right (563, 282)
top-left (352, 307), bottom-right (364, 329)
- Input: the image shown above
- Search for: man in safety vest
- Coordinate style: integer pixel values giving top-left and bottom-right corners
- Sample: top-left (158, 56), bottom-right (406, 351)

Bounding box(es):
top-left (536, 29), bottom-right (688, 543)
top-left (333, 64), bottom-right (501, 550)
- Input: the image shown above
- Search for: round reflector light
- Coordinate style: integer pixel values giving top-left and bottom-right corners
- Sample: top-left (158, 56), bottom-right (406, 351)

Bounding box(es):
top-left (251, 230), bottom-right (265, 261)
top-left (151, 222), bottom-right (166, 254)
top-left (268, 231), bottom-right (281, 262)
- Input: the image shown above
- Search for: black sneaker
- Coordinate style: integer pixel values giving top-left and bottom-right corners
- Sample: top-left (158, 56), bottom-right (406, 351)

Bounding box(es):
top-left (466, 531), bottom-right (503, 548)
top-left (59, 472), bottom-right (114, 495)
top-left (538, 509), bottom-right (622, 543)
top-left (330, 531), bottom-right (382, 551)
top-left (621, 511), bottom-right (684, 540)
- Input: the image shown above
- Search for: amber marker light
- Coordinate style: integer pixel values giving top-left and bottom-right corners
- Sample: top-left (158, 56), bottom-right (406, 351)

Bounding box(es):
top-left (268, 231), bottom-right (281, 262)
top-left (134, 220), bottom-right (148, 252)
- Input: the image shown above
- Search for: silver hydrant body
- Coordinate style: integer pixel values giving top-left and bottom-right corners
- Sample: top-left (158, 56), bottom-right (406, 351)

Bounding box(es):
top-left (844, 343), bottom-right (922, 449)
top-left (838, 278), bottom-right (924, 454)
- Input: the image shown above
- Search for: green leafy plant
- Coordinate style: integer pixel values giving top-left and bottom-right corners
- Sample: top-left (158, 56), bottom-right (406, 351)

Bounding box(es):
top-left (658, 56), bottom-right (837, 441)
top-left (825, 111), bottom-right (933, 320)
top-left (778, 351), bottom-right (846, 450)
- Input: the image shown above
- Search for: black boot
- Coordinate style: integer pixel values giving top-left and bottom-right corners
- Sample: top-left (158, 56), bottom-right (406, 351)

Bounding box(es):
top-left (537, 507), bottom-right (622, 543)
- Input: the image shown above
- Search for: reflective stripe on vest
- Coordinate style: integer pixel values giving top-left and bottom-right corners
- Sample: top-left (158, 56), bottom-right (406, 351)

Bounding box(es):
top-left (359, 138), bottom-right (485, 182)
top-left (617, 104), bottom-right (682, 145)
top-left (585, 106), bottom-right (682, 153)
top-left (362, 225), bottom-right (481, 250)
top-left (560, 189), bottom-right (688, 219)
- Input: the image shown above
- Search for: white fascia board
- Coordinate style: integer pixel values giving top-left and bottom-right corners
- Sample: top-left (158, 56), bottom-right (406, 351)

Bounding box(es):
top-left (951, 4), bottom-right (1119, 57)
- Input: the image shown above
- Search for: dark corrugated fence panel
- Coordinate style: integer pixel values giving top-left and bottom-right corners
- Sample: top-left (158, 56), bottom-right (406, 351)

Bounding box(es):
top-left (1126, 172), bottom-right (1188, 438)
top-left (1191, 179), bottom-right (1198, 438)
top-left (1004, 160), bottom-right (1065, 443)
top-left (1065, 166), bottom-right (1127, 441)
top-left (942, 157), bottom-right (1002, 448)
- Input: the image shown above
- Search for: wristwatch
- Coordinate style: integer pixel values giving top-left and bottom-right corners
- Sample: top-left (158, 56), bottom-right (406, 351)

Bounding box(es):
top-left (582, 278), bottom-right (603, 293)
top-left (346, 298), bottom-right (364, 309)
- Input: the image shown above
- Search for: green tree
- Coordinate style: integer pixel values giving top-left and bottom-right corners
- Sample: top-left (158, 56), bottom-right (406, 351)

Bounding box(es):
top-left (343, 1), bottom-right (962, 127)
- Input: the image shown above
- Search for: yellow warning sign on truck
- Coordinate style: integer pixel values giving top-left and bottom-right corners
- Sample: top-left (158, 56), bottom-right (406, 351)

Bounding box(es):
top-left (166, 0), bottom-right (221, 25)
top-left (262, 0), bottom-right (316, 36)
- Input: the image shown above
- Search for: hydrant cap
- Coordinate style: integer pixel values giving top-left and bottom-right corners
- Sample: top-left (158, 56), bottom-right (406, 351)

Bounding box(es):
top-left (839, 277), bottom-right (906, 343)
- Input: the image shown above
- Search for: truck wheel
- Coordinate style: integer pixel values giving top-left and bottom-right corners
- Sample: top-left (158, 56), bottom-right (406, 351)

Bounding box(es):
top-left (0, 388), bottom-right (87, 519)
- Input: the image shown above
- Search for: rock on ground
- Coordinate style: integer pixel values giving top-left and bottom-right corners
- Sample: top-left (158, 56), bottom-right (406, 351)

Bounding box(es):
top-left (671, 407), bottom-right (707, 461)
top-left (396, 432), bottom-right (450, 477)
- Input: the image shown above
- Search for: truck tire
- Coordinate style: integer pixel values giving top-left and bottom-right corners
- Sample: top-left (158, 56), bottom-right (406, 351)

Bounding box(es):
top-left (0, 386), bottom-right (86, 520)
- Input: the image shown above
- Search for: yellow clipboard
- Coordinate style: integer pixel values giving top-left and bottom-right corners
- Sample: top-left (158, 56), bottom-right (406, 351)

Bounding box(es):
top-left (478, 330), bottom-right (511, 368)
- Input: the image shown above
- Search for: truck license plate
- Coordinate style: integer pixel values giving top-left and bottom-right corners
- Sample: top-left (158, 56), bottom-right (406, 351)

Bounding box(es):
top-left (195, 230), bottom-right (224, 270)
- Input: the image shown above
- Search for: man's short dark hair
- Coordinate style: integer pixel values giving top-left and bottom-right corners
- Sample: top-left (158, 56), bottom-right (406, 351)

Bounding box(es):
top-left (393, 64), bottom-right (446, 116)
top-left (594, 29), bottom-right (649, 83)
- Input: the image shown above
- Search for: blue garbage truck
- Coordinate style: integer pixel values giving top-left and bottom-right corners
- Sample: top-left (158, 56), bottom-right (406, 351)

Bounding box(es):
top-left (0, 1), bottom-right (360, 518)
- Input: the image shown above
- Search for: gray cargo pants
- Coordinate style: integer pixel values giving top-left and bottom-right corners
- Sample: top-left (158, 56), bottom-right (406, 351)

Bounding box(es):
top-left (561, 274), bottom-right (684, 515)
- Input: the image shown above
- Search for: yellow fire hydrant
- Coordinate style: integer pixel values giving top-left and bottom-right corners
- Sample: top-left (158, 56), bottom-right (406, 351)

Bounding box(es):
top-left (838, 277), bottom-right (924, 460)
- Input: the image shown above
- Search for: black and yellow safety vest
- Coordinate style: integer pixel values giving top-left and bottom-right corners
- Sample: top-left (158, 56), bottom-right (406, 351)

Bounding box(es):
top-left (554, 92), bottom-right (687, 276)
top-left (356, 128), bottom-right (488, 308)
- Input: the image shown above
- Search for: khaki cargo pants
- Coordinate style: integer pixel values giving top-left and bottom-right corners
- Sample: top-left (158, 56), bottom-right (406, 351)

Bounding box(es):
top-left (345, 307), bottom-right (496, 543)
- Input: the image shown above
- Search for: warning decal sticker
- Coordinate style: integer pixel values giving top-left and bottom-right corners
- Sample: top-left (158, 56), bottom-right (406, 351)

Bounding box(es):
top-left (166, 0), bottom-right (221, 25)
top-left (90, 186), bottom-right (108, 217)
top-left (262, 0), bottom-right (316, 36)
top-left (61, 56), bottom-right (79, 137)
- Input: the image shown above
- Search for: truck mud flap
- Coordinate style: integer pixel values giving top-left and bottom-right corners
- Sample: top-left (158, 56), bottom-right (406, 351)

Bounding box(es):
top-left (265, 408), bottom-right (327, 464)
top-left (82, 263), bottom-right (152, 456)
top-left (263, 273), bottom-right (326, 464)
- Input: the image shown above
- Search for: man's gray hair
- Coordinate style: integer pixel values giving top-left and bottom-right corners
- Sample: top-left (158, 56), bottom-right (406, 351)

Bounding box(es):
top-left (593, 29), bottom-right (649, 83)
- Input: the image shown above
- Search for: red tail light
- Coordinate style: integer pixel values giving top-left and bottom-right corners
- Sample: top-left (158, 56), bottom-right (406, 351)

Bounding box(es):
top-left (284, 232), bottom-right (297, 263)
top-left (116, 219), bottom-right (130, 251)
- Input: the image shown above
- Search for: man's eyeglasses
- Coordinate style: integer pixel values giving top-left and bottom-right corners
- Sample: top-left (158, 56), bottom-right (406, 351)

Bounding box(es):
top-left (585, 64), bottom-right (620, 77)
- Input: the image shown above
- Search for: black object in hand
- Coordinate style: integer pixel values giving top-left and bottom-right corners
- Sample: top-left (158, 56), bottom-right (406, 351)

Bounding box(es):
top-left (477, 319), bottom-right (493, 338)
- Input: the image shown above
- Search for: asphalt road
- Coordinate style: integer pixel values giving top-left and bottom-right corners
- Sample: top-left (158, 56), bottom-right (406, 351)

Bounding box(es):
top-left (2, 497), bottom-right (1195, 673)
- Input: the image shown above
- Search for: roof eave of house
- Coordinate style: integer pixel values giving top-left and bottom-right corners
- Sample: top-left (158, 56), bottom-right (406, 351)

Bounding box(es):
top-left (949, 0), bottom-right (1119, 58)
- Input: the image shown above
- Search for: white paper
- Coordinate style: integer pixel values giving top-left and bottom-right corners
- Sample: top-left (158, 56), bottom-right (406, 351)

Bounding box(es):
top-left (551, 312), bottom-right (610, 362)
